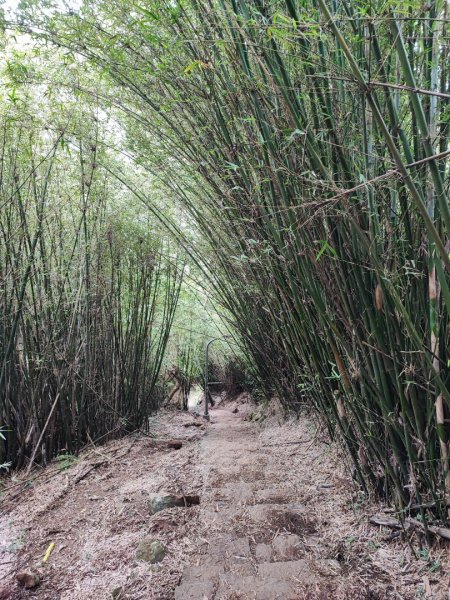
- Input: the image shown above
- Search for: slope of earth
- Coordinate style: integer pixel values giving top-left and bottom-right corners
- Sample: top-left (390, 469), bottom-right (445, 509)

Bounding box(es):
top-left (1, 397), bottom-right (449, 599)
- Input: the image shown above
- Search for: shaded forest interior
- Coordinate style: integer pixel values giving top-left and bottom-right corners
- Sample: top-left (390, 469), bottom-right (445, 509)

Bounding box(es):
top-left (0, 0), bottom-right (449, 528)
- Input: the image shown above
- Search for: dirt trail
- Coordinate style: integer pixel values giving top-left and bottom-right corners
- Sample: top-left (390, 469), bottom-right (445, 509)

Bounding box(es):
top-left (175, 405), bottom-right (345, 599)
top-left (1, 398), bottom-right (449, 599)
top-left (175, 404), bottom-right (385, 600)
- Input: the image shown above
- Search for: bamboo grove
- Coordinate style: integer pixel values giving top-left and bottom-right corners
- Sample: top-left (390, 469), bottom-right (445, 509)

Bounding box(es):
top-left (0, 93), bottom-right (184, 469)
top-left (3, 0), bottom-right (450, 516)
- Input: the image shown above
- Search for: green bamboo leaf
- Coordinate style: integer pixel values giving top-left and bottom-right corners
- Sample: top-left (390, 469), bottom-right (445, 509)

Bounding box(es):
top-left (316, 240), bottom-right (337, 261)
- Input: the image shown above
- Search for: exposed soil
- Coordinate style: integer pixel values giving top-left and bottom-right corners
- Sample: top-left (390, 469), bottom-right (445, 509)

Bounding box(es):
top-left (1, 397), bottom-right (449, 599)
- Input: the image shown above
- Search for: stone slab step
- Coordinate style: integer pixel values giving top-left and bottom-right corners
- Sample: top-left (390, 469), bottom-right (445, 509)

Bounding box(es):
top-left (245, 503), bottom-right (306, 523)
top-left (272, 534), bottom-right (303, 560)
top-left (187, 535), bottom-right (253, 567)
top-left (207, 482), bottom-right (259, 503)
top-left (207, 535), bottom-right (252, 563)
top-left (215, 574), bottom-right (296, 600)
top-left (258, 558), bottom-right (341, 581)
top-left (253, 487), bottom-right (295, 505)
top-left (174, 580), bottom-right (215, 600)
top-left (182, 564), bottom-right (224, 582)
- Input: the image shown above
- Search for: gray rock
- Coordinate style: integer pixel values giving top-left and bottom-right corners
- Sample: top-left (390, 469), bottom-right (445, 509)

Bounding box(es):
top-left (149, 494), bottom-right (200, 514)
top-left (136, 539), bottom-right (167, 563)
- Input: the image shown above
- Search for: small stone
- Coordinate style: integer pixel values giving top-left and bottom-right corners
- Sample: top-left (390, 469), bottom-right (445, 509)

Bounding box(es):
top-left (136, 539), bottom-right (167, 563)
top-left (149, 494), bottom-right (200, 514)
top-left (16, 570), bottom-right (40, 589)
top-left (111, 586), bottom-right (123, 599)
top-left (150, 494), bottom-right (179, 513)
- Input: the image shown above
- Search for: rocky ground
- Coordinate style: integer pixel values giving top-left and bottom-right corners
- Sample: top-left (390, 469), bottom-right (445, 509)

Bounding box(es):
top-left (1, 396), bottom-right (450, 599)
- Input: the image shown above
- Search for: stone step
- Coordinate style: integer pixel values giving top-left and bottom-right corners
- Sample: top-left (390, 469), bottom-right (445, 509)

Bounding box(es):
top-left (245, 503), bottom-right (306, 523)
top-left (207, 482), bottom-right (259, 504)
top-left (183, 535), bottom-right (254, 569)
top-left (207, 483), bottom-right (295, 506)
top-left (257, 558), bottom-right (341, 581)
top-left (206, 534), bottom-right (253, 564)
top-left (253, 487), bottom-right (296, 505)
top-left (182, 564), bottom-right (224, 582)
top-left (271, 533), bottom-right (303, 560)
top-left (215, 574), bottom-right (296, 600)
top-left (212, 559), bottom-right (341, 599)
top-left (200, 503), bottom-right (309, 543)
top-left (174, 580), bottom-right (215, 600)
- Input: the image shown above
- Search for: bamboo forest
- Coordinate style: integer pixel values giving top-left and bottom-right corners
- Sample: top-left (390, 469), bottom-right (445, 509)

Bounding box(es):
top-left (0, 0), bottom-right (449, 598)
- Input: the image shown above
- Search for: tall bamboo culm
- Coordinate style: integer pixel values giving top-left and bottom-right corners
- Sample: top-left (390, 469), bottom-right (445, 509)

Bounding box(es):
top-left (21, 0), bottom-right (450, 516)
top-left (0, 111), bottom-right (183, 469)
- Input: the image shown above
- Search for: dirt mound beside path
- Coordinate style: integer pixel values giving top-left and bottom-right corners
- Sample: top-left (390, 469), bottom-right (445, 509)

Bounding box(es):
top-left (1, 401), bottom-right (449, 599)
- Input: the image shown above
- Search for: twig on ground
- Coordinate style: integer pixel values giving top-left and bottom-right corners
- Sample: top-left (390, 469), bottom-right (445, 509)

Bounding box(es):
top-left (369, 514), bottom-right (450, 541)
top-left (262, 439), bottom-right (314, 447)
